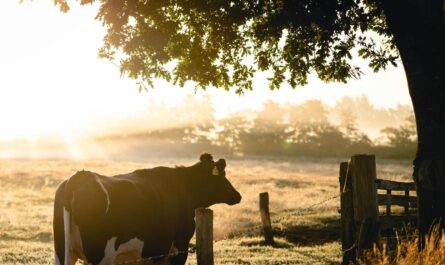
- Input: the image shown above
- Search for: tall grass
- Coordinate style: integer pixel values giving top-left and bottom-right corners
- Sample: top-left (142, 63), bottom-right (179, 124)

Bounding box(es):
top-left (360, 226), bottom-right (445, 264)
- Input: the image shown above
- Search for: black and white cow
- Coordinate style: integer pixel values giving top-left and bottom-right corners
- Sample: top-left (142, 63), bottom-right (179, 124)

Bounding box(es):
top-left (53, 154), bottom-right (241, 265)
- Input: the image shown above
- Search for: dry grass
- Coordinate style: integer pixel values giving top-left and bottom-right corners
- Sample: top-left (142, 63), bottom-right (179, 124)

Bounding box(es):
top-left (0, 156), bottom-right (412, 264)
top-left (360, 226), bottom-right (445, 265)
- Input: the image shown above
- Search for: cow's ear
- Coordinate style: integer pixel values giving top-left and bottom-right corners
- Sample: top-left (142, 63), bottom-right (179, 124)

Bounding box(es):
top-left (216, 159), bottom-right (226, 170)
top-left (200, 153), bottom-right (213, 163)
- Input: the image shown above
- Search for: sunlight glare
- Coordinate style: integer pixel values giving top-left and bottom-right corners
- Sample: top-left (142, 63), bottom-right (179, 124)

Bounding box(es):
top-left (0, 0), bottom-right (411, 156)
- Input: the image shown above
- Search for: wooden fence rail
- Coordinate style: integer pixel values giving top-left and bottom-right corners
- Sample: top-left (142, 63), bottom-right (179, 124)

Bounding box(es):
top-left (374, 179), bottom-right (418, 231)
top-left (375, 179), bottom-right (416, 191)
top-left (375, 179), bottom-right (417, 215)
top-left (377, 194), bottom-right (417, 210)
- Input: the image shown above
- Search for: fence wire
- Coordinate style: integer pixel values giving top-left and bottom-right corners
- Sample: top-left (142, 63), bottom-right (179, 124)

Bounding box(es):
top-left (77, 246), bottom-right (196, 265)
top-left (226, 193), bottom-right (341, 239)
top-left (298, 194), bottom-right (341, 213)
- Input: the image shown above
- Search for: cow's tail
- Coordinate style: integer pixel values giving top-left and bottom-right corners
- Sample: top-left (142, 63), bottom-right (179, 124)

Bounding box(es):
top-left (53, 180), bottom-right (67, 265)
top-left (63, 206), bottom-right (71, 265)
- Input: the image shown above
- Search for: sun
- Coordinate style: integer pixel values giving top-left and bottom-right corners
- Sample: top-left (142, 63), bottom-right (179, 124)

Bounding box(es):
top-left (0, 1), bottom-right (140, 141)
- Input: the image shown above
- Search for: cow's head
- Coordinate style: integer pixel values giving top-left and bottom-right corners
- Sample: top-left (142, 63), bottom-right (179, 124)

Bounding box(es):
top-left (193, 153), bottom-right (242, 208)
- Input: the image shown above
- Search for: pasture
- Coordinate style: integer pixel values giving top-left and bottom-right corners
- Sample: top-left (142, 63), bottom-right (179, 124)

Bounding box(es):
top-left (0, 157), bottom-right (412, 264)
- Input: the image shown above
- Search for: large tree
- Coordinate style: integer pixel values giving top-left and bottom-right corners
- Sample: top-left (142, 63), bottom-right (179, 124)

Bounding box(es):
top-left (54, 0), bottom-right (445, 237)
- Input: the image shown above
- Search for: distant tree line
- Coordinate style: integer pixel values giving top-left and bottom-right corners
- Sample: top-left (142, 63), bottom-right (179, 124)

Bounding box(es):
top-left (98, 96), bottom-right (416, 159)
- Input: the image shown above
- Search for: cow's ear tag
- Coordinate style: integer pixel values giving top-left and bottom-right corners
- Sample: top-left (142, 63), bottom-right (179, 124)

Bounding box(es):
top-left (212, 166), bottom-right (219, 176)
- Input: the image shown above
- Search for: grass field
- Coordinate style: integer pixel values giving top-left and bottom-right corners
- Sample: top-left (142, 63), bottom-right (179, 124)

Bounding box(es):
top-left (0, 156), bottom-right (413, 264)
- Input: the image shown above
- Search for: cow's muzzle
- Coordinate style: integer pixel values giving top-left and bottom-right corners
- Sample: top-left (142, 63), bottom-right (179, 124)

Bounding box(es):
top-left (227, 192), bottom-right (242, 205)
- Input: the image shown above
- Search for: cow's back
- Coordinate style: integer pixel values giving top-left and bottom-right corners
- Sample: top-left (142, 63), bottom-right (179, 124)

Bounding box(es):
top-left (105, 167), bottom-right (188, 237)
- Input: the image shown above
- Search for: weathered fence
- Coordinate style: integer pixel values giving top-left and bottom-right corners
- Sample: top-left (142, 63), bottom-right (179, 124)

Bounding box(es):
top-left (339, 154), bottom-right (418, 264)
top-left (195, 155), bottom-right (417, 265)
top-left (375, 179), bottom-right (417, 230)
top-left (195, 156), bottom-right (417, 265)
top-left (194, 194), bottom-right (278, 264)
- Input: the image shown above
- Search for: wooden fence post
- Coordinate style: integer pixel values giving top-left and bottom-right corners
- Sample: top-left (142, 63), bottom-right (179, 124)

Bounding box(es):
top-left (339, 161), bottom-right (356, 265)
top-left (195, 208), bottom-right (214, 265)
top-left (357, 218), bottom-right (381, 252)
top-left (259, 192), bottom-right (274, 245)
top-left (339, 162), bottom-right (349, 193)
top-left (386, 189), bottom-right (392, 216)
top-left (404, 189), bottom-right (410, 216)
top-left (349, 155), bottom-right (380, 255)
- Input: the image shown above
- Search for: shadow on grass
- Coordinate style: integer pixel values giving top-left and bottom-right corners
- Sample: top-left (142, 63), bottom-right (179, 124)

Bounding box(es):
top-left (0, 231), bottom-right (52, 243)
top-left (291, 249), bottom-right (340, 265)
top-left (239, 238), bottom-right (293, 249)
top-left (276, 216), bottom-right (341, 246)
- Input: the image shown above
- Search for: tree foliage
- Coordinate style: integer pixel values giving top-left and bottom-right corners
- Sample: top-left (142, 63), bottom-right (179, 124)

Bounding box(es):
top-left (96, 97), bottom-right (415, 158)
top-left (381, 114), bottom-right (417, 148)
top-left (54, 0), bottom-right (399, 92)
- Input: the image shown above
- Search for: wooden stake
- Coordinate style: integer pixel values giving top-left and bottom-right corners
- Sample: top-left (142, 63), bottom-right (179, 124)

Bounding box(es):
top-left (340, 162), bottom-right (356, 265)
top-left (350, 155), bottom-right (380, 258)
top-left (350, 155), bottom-right (379, 225)
top-left (195, 208), bottom-right (214, 265)
top-left (259, 192), bottom-right (274, 245)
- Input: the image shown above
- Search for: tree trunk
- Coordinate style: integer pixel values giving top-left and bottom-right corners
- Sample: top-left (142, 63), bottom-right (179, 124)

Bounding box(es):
top-left (381, 0), bottom-right (445, 238)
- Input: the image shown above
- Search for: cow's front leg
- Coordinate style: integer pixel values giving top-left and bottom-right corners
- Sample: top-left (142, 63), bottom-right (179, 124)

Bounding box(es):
top-left (170, 240), bottom-right (190, 265)
top-left (140, 229), bottom-right (174, 264)
top-left (141, 243), bottom-right (172, 264)
top-left (171, 221), bottom-right (195, 265)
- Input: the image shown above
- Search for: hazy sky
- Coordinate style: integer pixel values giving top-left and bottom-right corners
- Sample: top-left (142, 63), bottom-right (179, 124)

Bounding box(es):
top-left (0, 1), bottom-right (412, 140)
